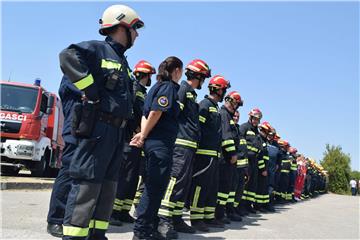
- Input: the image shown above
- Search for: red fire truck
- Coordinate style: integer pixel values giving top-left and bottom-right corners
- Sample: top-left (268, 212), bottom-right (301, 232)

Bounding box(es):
top-left (0, 80), bottom-right (64, 177)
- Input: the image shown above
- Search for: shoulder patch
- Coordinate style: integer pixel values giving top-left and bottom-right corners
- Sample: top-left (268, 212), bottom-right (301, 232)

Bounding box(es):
top-left (158, 96), bottom-right (169, 107)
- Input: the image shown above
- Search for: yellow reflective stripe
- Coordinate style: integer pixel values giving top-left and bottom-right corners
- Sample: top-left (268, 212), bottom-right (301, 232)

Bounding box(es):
top-left (141, 151), bottom-right (145, 157)
top-left (258, 160), bottom-right (265, 164)
top-left (247, 146), bottom-right (259, 153)
top-left (63, 226), bottom-right (89, 237)
top-left (246, 130), bottom-right (256, 135)
top-left (94, 220), bottom-right (109, 230)
top-left (190, 214), bottom-right (204, 220)
top-left (158, 209), bottom-right (172, 217)
top-left (186, 92), bottom-right (194, 99)
top-left (227, 198), bottom-right (235, 203)
top-left (263, 156), bottom-right (270, 160)
top-left (161, 199), bottom-right (176, 208)
top-left (190, 206), bottom-right (204, 213)
top-left (281, 169), bottom-right (290, 173)
top-left (237, 158), bottom-right (248, 166)
top-left (164, 177), bottom-right (176, 201)
top-left (175, 138), bottom-right (197, 148)
top-left (127, 68), bottom-right (132, 78)
top-left (244, 190), bottom-right (256, 196)
top-left (240, 139), bottom-right (247, 145)
top-left (89, 219), bottom-right (95, 229)
top-left (217, 192), bottom-right (229, 199)
top-left (179, 102), bottom-right (184, 110)
top-left (282, 160), bottom-right (291, 163)
top-left (204, 213), bottom-right (215, 219)
top-left (204, 206), bottom-right (215, 211)
top-left (229, 191), bottom-right (235, 196)
top-left (225, 146), bottom-right (236, 152)
top-left (209, 106), bottom-right (218, 112)
top-left (113, 204), bottom-right (122, 211)
top-left (196, 149), bottom-right (218, 156)
top-left (122, 205), bottom-right (132, 210)
top-left (199, 115), bottom-right (206, 123)
top-left (101, 59), bottom-right (121, 70)
top-left (136, 91), bottom-right (145, 99)
top-left (218, 200), bottom-right (227, 205)
top-left (114, 198), bottom-right (123, 205)
top-left (230, 120), bottom-right (235, 125)
top-left (176, 201), bottom-right (185, 208)
top-left (192, 186), bottom-right (201, 209)
top-left (74, 74), bottom-right (94, 90)
top-left (221, 139), bottom-right (235, 146)
top-left (173, 209), bottom-right (183, 215)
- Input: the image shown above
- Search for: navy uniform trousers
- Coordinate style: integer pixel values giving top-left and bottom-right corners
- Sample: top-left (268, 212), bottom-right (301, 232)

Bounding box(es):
top-left (62, 122), bottom-right (124, 240)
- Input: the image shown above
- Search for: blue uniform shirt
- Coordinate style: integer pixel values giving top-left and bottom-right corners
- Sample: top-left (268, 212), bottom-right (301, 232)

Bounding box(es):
top-left (143, 80), bottom-right (180, 146)
top-left (58, 75), bottom-right (82, 144)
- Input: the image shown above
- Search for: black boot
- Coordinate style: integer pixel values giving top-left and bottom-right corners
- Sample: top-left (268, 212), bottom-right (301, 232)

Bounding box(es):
top-left (228, 212), bottom-right (242, 222)
top-left (173, 218), bottom-right (196, 234)
top-left (204, 219), bottom-right (225, 228)
top-left (47, 223), bottom-right (63, 238)
top-left (118, 211), bottom-right (135, 223)
top-left (191, 220), bottom-right (209, 232)
top-left (109, 211), bottom-right (123, 226)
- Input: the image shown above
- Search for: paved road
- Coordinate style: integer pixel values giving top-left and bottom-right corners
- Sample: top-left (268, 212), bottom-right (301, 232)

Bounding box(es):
top-left (0, 190), bottom-right (359, 239)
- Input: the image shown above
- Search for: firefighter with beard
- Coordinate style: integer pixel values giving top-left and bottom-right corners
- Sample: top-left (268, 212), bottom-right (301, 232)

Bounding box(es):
top-left (188, 75), bottom-right (230, 232)
top-left (256, 121), bottom-right (275, 212)
top-left (110, 60), bottom-right (155, 226)
top-left (157, 59), bottom-right (211, 238)
top-left (239, 108), bottom-right (263, 213)
top-left (215, 91), bottom-right (244, 224)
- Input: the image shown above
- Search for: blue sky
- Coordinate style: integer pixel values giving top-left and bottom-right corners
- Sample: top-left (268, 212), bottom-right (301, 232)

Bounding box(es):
top-left (2, 1), bottom-right (359, 170)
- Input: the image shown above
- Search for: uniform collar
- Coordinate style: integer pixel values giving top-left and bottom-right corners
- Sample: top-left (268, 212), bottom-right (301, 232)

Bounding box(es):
top-left (181, 81), bottom-right (197, 95)
top-left (205, 95), bottom-right (218, 107)
top-left (105, 36), bottom-right (126, 55)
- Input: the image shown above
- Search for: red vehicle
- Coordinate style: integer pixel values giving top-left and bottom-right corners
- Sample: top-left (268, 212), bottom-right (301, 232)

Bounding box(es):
top-left (0, 80), bottom-right (64, 177)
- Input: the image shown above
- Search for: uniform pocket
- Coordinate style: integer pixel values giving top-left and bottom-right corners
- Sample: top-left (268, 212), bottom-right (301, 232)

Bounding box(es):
top-left (69, 136), bottom-right (100, 180)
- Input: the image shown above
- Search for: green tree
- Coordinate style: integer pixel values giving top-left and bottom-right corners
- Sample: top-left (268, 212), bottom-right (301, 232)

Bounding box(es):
top-left (320, 144), bottom-right (351, 194)
top-left (350, 170), bottom-right (360, 181)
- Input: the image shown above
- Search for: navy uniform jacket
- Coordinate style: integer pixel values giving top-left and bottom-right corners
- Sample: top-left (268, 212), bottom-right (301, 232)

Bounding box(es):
top-left (197, 96), bottom-right (222, 156)
top-left (235, 124), bottom-right (249, 168)
top-left (59, 36), bottom-right (134, 118)
top-left (175, 81), bottom-right (200, 149)
top-left (219, 105), bottom-right (238, 162)
top-left (143, 80), bottom-right (180, 147)
top-left (125, 80), bottom-right (147, 143)
top-left (238, 121), bottom-right (262, 161)
top-left (58, 76), bottom-right (82, 144)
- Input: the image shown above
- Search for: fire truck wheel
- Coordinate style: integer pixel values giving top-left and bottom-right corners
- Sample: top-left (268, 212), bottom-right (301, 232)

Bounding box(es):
top-left (30, 153), bottom-right (50, 177)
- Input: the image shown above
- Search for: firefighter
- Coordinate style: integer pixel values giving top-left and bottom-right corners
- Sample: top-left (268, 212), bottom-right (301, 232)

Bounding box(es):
top-left (266, 128), bottom-right (282, 209)
top-left (131, 56), bottom-right (183, 240)
top-left (277, 139), bottom-right (291, 203)
top-left (47, 76), bottom-right (82, 238)
top-left (110, 60), bottom-right (155, 226)
top-left (256, 121), bottom-right (274, 212)
top-left (288, 147), bottom-right (298, 202)
top-left (239, 108), bottom-right (263, 213)
top-left (188, 75), bottom-right (230, 232)
top-left (215, 91), bottom-right (244, 223)
top-left (59, 5), bottom-right (144, 240)
top-left (232, 110), bottom-right (249, 217)
top-left (157, 59), bottom-right (211, 238)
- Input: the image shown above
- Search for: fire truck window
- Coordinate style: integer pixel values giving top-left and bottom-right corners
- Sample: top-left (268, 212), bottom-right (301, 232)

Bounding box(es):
top-left (40, 94), bottom-right (48, 113)
top-left (0, 84), bottom-right (38, 113)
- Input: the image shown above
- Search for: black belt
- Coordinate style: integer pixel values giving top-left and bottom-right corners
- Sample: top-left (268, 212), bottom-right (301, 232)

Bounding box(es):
top-left (98, 112), bottom-right (127, 128)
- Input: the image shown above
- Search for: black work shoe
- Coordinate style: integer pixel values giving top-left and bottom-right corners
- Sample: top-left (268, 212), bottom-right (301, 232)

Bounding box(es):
top-left (109, 215), bottom-right (123, 226)
top-left (246, 206), bottom-right (257, 214)
top-left (47, 223), bottom-right (63, 238)
top-left (118, 211), bottom-right (135, 223)
top-left (265, 205), bottom-right (276, 212)
top-left (191, 220), bottom-right (209, 232)
top-left (158, 221), bottom-right (178, 239)
top-left (217, 216), bottom-right (231, 224)
top-left (259, 207), bottom-right (268, 213)
top-left (228, 213), bottom-right (242, 222)
top-left (173, 219), bottom-right (196, 234)
top-left (204, 219), bottom-right (225, 228)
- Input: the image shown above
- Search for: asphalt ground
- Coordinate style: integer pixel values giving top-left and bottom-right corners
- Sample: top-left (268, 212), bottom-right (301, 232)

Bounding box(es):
top-left (0, 190), bottom-right (359, 239)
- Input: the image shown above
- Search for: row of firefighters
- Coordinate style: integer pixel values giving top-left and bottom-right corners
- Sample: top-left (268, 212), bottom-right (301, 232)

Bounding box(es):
top-left (47, 56), bottom-right (328, 240)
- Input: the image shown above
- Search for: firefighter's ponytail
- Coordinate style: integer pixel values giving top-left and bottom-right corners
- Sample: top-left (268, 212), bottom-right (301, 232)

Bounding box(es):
top-left (156, 56), bottom-right (183, 82)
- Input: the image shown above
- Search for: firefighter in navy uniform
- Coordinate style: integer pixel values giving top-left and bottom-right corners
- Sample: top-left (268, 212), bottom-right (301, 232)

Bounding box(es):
top-left (157, 59), bottom-right (211, 238)
top-left (188, 75), bottom-right (230, 232)
top-left (232, 110), bottom-right (249, 217)
top-left (256, 122), bottom-right (274, 212)
top-left (47, 76), bottom-right (82, 238)
top-left (239, 108), bottom-right (263, 213)
top-left (110, 60), bottom-right (155, 226)
top-left (277, 140), bottom-right (291, 203)
top-left (59, 5), bottom-right (144, 240)
top-left (288, 147), bottom-right (298, 202)
top-left (215, 91), bottom-right (244, 224)
top-left (131, 57), bottom-right (183, 240)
